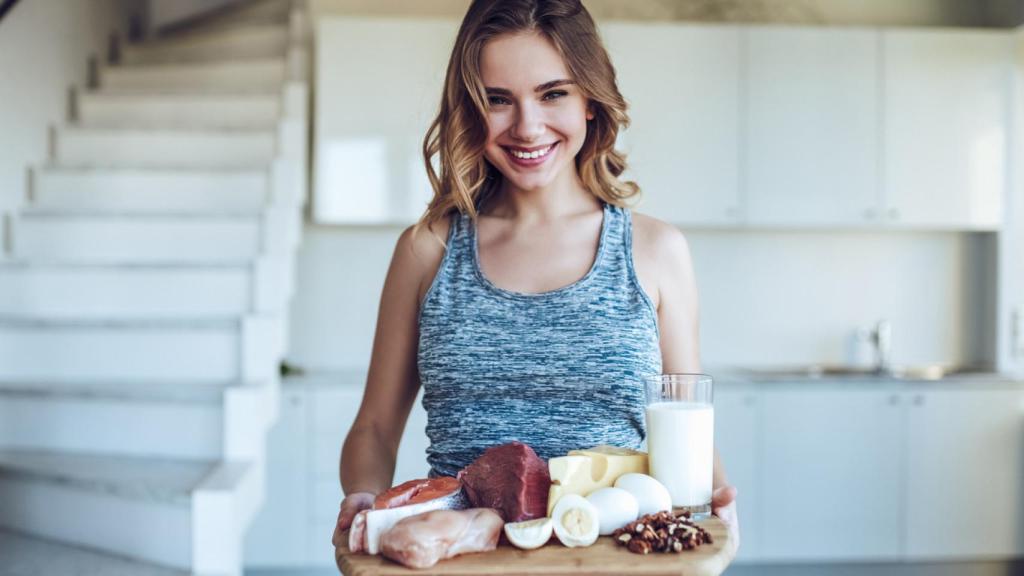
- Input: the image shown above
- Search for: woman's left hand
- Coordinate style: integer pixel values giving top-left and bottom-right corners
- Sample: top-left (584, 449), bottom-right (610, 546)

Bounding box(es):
top-left (711, 485), bottom-right (740, 551)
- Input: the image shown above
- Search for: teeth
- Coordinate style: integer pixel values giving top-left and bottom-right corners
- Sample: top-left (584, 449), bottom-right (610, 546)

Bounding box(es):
top-left (509, 145), bottom-right (552, 160)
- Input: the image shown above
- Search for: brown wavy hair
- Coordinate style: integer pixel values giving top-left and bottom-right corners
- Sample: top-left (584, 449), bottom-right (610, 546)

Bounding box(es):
top-left (416, 0), bottom-right (639, 236)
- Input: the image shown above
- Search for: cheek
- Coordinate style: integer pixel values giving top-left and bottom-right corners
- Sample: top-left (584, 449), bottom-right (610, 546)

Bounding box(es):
top-left (485, 113), bottom-right (509, 144)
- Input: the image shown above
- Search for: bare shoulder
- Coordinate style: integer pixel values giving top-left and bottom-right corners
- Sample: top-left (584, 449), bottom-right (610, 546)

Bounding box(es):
top-left (630, 211), bottom-right (694, 306)
top-left (393, 217), bottom-right (452, 305)
top-left (631, 212), bottom-right (691, 261)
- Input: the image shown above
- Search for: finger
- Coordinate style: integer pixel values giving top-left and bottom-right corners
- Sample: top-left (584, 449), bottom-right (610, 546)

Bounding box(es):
top-left (711, 485), bottom-right (738, 509)
top-left (332, 511), bottom-right (345, 548)
top-left (339, 507), bottom-right (356, 532)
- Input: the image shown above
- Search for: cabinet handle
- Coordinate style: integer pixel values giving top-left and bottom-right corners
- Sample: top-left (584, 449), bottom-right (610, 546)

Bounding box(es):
top-left (725, 207), bottom-right (739, 218)
top-left (888, 208), bottom-right (901, 220)
top-left (912, 394), bottom-right (924, 406)
top-left (743, 395), bottom-right (756, 406)
top-left (864, 208), bottom-right (877, 220)
top-left (888, 394), bottom-right (900, 406)
top-left (290, 395), bottom-right (302, 407)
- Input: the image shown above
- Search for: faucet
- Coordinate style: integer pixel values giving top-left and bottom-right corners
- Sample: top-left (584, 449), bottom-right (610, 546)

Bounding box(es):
top-left (871, 319), bottom-right (892, 375)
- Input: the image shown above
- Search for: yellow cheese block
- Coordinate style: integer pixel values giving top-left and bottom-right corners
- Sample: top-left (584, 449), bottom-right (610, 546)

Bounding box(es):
top-left (547, 445), bottom-right (648, 515)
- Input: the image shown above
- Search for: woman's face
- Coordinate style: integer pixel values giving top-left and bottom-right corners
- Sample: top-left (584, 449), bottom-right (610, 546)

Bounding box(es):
top-left (479, 31), bottom-right (592, 195)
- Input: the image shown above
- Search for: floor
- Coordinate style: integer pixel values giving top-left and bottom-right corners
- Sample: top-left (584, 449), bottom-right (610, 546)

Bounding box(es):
top-left (0, 530), bottom-right (187, 576)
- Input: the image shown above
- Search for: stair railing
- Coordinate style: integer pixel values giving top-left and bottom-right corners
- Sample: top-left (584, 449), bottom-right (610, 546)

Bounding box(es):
top-left (0, 0), bottom-right (21, 24)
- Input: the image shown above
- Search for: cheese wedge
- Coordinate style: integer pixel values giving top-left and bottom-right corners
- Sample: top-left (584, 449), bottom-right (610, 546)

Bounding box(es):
top-left (547, 445), bottom-right (648, 515)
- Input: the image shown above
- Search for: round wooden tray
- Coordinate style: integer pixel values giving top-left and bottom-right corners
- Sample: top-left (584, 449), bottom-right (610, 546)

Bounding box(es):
top-left (337, 516), bottom-right (735, 576)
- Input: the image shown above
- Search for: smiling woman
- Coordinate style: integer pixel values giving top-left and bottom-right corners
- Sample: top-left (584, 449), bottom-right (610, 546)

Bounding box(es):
top-left (333, 0), bottom-right (739, 561)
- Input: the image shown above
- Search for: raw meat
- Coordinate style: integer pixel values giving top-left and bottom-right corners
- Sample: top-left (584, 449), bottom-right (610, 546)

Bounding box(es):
top-left (348, 476), bottom-right (469, 555)
top-left (458, 441), bottom-right (550, 522)
top-left (380, 508), bottom-right (503, 569)
top-left (374, 476), bottom-right (462, 509)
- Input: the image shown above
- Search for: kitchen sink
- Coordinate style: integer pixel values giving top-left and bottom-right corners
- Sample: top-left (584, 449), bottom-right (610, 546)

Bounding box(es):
top-left (738, 364), bottom-right (984, 381)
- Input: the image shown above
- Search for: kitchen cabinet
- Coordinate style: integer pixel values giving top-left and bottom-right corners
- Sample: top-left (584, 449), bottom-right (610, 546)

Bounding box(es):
top-left (715, 388), bottom-right (762, 562)
top-left (759, 386), bottom-right (904, 561)
top-left (744, 27), bottom-right (880, 226)
top-left (601, 23), bottom-right (741, 226)
top-left (903, 385), bottom-right (1024, 559)
top-left (883, 30), bottom-right (1010, 229)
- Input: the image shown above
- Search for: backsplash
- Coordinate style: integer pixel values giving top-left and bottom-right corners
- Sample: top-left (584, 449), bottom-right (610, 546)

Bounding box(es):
top-left (286, 223), bottom-right (994, 373)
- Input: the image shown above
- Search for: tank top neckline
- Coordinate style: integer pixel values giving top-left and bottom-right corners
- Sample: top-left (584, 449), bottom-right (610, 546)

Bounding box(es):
top-left (469, 202), bottom-right (612, 300)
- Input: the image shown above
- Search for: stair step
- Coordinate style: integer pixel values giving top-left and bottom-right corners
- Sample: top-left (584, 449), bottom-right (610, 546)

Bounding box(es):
top-left (0, 450), bottom-right (254, 571)
top-left (0, 527), bottom-right (189, 575)
top-left (12, 212), bottom-right (265, 264)
top-left (0, 316), bottom-right (282, 383)
top-left (0, 261), bottom-right (273, 319)
top-left (158, 0), bottom-right (291, 39)
top-left (54, 126), bottom-right (277, 169)
top-left (123, 24), bottom-right (289, 65)
top-left (77, 91), bottom-right (281, 129)
top-left (0, 380), bottom-right (227, 459)
top-left (32, 166), bottom-right (270, 214)
top-left (100, 59), bottom-right (286, 93)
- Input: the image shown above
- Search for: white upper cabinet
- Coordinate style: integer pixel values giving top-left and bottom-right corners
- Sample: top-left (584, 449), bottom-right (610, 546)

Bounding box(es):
top-left (602, 23), bottom-right (741, 226)
top-left (745, 27), bottom-right (880, 226)
top-left (314, 18), bottom-right (457, 224)
top-left (883, 29), bottom-right (1011, 229)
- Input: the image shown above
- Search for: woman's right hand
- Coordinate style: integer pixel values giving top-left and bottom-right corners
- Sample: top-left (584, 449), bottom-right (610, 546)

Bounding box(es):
top-left (332, 492), bottom-right (376, 548)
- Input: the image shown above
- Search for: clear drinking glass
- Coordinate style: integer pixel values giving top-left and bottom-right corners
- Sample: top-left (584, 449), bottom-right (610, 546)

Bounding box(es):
top-left (645, 373), bottom-right (714, 519)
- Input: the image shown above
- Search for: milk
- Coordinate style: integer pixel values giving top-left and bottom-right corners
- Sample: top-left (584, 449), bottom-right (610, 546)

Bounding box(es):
top-left (645, 401), bottom-right (714, 509)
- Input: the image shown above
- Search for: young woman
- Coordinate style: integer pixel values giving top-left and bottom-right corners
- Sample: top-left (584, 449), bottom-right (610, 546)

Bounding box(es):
top-left (332, 0), bottom-right (738, 550)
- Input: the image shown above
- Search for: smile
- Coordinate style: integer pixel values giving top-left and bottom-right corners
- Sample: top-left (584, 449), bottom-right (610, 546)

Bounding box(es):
top-left (503, 142), bottom-right (558, 166)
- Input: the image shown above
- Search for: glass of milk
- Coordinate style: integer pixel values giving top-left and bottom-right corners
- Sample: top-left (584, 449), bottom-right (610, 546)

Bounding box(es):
top-left (645, 374), bottom-right (714, 519)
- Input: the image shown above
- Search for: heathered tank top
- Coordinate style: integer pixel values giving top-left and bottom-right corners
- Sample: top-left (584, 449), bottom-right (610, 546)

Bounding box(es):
top-left (416, 202), bottom-right (662, 478)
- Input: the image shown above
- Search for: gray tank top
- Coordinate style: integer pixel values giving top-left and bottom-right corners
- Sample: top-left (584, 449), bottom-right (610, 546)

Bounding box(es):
top-left (417, 202), bottom-right (662, 478)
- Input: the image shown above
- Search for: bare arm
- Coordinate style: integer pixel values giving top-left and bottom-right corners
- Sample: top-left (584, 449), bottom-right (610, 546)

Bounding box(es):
top-left (333, 222), bottom-right (448, 546)
top-left (649, 220), bottom-right (738, 546)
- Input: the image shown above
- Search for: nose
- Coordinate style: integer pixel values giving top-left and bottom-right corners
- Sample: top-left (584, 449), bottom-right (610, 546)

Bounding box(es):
top-left (510, 101), bottom-right (544, 143)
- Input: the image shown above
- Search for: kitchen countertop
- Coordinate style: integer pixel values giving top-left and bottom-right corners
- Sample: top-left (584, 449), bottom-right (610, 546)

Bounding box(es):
top-left (285, 366), bottom-right (1024, 390)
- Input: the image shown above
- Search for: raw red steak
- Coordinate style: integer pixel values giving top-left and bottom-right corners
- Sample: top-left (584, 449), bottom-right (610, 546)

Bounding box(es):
top-left (457, 441), bottom-right (549, 522)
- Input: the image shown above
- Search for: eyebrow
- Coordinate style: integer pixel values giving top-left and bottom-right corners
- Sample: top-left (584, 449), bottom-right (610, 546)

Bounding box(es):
top-left (484, 79), bottom-right (575, 96)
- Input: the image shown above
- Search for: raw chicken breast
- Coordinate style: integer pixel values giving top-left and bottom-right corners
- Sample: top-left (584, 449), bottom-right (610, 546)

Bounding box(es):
top-left (348, 476), bottom-right (469, 555)
top-left (380, 508), bottom-right (503, 569)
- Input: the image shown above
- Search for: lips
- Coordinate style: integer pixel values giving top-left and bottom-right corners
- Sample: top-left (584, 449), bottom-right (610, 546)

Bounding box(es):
top-left (503, 142), bottom-right (558, 167)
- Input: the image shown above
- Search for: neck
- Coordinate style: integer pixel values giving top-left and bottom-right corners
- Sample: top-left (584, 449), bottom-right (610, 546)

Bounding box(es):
top-left (486, 168), bottom-right (600, 223)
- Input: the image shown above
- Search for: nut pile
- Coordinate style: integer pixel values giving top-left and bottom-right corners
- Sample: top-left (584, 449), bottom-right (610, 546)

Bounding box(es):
top-left (611, 511), bottom-right (713, 555)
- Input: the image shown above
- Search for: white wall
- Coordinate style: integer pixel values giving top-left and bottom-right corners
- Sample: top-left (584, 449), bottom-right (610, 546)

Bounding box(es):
top-left (286, 226), bottom-right (989, 372)
top-left (0, 0), bottom-right (135, 257)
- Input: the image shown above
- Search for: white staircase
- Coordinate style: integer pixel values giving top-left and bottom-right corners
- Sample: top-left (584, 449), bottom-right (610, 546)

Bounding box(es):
top-left (0, 0), bottom-right (309, 573)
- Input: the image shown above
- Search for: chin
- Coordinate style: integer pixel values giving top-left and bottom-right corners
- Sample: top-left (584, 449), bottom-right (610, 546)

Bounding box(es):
top-left (504, 175), bottom-right (555, 192)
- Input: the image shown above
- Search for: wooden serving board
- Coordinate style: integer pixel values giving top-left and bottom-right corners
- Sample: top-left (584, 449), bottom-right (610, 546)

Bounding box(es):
top-left (337, 516), bottom-right (734, 576)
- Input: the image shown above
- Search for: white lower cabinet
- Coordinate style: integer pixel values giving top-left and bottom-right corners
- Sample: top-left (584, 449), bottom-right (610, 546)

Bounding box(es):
top-left (247, 379), bottom-right (1024, 568)
top-left (759, 387), bottom-right (904, 561)
top-left (747, 381), bottom-right (1024, 563)
top-left (904, 386), bottom-right (1024, 559)
top-left (715, 388), bottom-right (762, 562)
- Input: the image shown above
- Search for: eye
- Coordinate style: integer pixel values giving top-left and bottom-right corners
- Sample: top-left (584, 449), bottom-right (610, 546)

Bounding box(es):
top-left (487, 95), bottom-right (511, 106)
top-left (542, 90), bottom-right (568, 101)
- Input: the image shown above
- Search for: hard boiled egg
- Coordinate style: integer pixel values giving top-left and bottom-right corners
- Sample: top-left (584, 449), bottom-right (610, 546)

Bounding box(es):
top-left (551, 494), bottom-right (600, 547)
top-left (614, 473), bottom-right (672, 517)
top-left (586, 487), bottom-right (639, 535)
